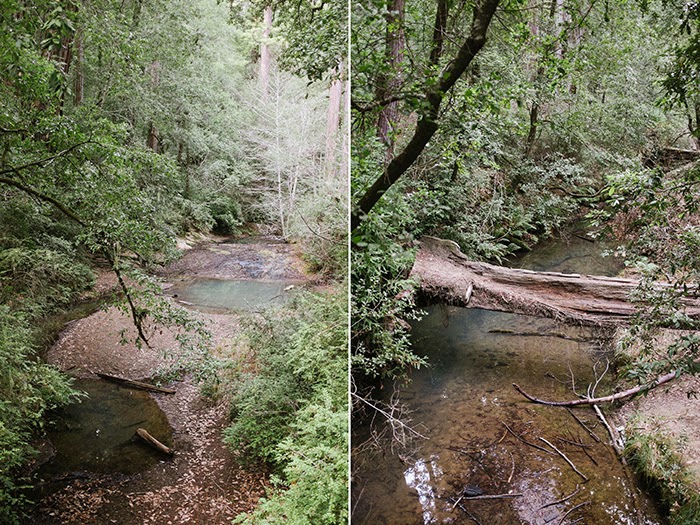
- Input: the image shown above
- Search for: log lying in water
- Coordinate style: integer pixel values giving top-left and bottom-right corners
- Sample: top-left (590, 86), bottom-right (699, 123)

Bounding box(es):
top-left (136, 428), bottom-right (174, 456)
top-left (95, 372), bottom-right (175, 394)
top-left (409, 236), bottom-right (700, 325)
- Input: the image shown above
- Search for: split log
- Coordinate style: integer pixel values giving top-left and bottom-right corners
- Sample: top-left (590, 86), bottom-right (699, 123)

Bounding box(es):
top-left (96, 372), bottom-right (175, 394)
top-left (135, 428), bottom-right (174, 456)
top-left (409, 236), bottom-right (700, 325)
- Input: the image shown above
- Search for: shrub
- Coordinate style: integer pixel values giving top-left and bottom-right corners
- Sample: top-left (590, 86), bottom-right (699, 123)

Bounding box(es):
top-left (223, 290), bottom-right (348, 524)
top-left (0, 307), bottom-right (80, 524)
top-left (0, 247), bottom-right (95, 317)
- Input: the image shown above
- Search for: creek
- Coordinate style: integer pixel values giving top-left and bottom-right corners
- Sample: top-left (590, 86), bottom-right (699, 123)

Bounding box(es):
top-left (352, 234), bottom-right (663, 525)
top-left (31, 236), bottom-right (298, 502)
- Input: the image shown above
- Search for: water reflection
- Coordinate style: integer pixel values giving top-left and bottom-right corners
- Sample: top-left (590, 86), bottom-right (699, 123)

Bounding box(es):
top-left (404, 455), bottom-right (443, 524)
top-left (38, 379), bottom-right (172, 478)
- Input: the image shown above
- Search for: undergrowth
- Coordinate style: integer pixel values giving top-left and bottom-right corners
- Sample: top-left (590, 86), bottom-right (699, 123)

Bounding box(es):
top-left (220, 289), bottom-right (348, 525)
top-left (625, 415), bottom-right (700, 525)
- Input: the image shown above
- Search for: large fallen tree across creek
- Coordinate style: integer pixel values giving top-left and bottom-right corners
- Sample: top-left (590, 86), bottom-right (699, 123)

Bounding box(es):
top-left (409, 236), bottom-right (700, 325)
top-left (409, 236), bottom-right (700, 405)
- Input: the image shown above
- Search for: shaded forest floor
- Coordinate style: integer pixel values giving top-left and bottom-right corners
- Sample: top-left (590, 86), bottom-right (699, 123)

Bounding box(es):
top-left (25, 235), bottom-right (312, 524)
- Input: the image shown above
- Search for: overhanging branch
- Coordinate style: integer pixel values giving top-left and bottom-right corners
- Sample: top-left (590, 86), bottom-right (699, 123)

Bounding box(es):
top-left (351, 0), bottom-right (501, 231)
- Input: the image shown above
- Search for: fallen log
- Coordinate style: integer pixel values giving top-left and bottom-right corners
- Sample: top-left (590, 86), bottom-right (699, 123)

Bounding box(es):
top-left (409, 236), bottom-right (700, 325)
top-left (96, 372), bottom-right (175, 394)
top-left (135, 428), bottom-right (174, 456)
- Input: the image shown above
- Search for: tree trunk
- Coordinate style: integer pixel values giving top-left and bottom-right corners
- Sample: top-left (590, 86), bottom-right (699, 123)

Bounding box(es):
top-left (259, 5), bottom-right (273, 98)
top-left (376, 0), bottom-right (406, 162)
top-left (325, 61), bottom-right (344, 177)
top-left (74, 28), bottom-right (84, 106)
top-left (96, 372), bottom-right (176, 394)
top-left (409, 236), bottom-right (700, 324)
top-left (341, 75), bottom-right (350, 181)
top-left (146, 61), bottom-right (161, 152)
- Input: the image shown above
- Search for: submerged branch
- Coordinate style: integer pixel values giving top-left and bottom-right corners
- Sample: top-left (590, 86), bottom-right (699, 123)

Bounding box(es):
top-left (351, 391), bottom-right (429, 441)
top-left (539, 437), bottom-right (589, 482)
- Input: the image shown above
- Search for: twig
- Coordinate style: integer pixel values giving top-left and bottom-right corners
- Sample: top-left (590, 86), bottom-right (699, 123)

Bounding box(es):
top-left (538, 485), bottom-right (580, 510)
top-left (0, 140), bottom-right (95, 176)
top-left (0, 175), bottom-right (86, 226)
top-left (590, 359), bottom-right (610, 399)
top-left (539, 437), bottom-right (589, 482)
top-left (501, 422), bottom-right (554, 455)
top-left (453, 500), bottom-right (484, 525)
top-left (557, 437), bottom-right (592, 448)
top-left (297, 213), bottom-right (345, 246)
top-left (558, 501), bottom-right (590, 525)
top-left (507, 450), bottom-right (515, 484)
top-left (566, 408), bottom-right (601, 442)
top-left (351, 392), bottom-right (429, 440)
top-left (462, 493), bottom-right (522, 500)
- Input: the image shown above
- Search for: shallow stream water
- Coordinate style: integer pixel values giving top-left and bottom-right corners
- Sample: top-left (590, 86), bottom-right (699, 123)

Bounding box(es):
top-left (38, 379), bottom-right (173, 479)
top-left (166, 278), bottom-right (295, 312)
top-left (352, 234), bottom-right (663, 525)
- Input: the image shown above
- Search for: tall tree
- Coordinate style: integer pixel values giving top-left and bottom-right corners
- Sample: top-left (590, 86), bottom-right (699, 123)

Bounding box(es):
top-left (376, 0), bottom-right (406, 160)
top-left (259, 5), bottom-right (273, 97)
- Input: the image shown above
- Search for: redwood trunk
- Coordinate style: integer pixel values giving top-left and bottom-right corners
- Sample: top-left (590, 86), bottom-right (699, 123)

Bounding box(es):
top-left (409, 236), bottom-right (700, 324)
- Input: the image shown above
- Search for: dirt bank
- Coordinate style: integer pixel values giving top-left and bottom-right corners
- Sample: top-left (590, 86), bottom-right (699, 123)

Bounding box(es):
top-left (612, 328), bottom-right (700, 493)
top-left (27, 237), bottom-right (310, 524)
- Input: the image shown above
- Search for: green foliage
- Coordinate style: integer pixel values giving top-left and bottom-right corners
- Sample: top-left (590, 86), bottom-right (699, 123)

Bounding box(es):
top-left (0, 247), bottom-right (94, 317)
top-left (0, 306), bottom-right (81, 524)
top-left (223, 290), bottom-right (348, 525)
top-left (236, 398), bottom-right (348, 525)
top-left (350, 131), bottom-right (426, 381)
top-left (229, 0), bottom-right (347, 81)
top-left (422, 156), bottom-right (588, 261)
top-left (625, 416), bottom-right (700, 525)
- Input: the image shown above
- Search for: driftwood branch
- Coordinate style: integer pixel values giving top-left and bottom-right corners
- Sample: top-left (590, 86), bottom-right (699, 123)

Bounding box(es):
top-left (501, 421), bottom-right (554, 455)
top-left (558, 501), bottom-right (590, 525)
top-left (136, 428), bottom-right (174, 455)
top-left (565, 408), bottom-right (601, 442)
top-left (539, 437), bottom-right (588, 482)
top-left (96, 372), bottom-right (175, 394)
top-left (513, 369), bottom-right (678, 406)
top-left (593, 404), bottom-right (624, 456)
top-left (351, 391), bottom-right (429, 440)
top-left (538, 485), bottom-right (581, 510)
top-left (462, 493), bottom-right (522, 500)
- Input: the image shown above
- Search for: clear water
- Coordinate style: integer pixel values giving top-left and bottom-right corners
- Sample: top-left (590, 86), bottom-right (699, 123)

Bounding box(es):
top-left (352, 235), bottom-right (662, 525)
top-left (510, 231), bottom-right (624, 276)
top-left (167, 278), bottom-right (296, 312)
top-left (37, 379), bottom-right (173, 479)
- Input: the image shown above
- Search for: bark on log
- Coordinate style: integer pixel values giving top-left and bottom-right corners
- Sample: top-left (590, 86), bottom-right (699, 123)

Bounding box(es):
top-left (136, 428), bottom-right (174, 456)
top-left (409, 236), bottom-right (700, 325)
top-left (96, 372), bottom-right (175, 394)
